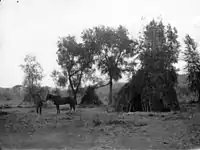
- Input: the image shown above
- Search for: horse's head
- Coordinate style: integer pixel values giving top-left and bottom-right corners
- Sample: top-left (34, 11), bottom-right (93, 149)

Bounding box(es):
top-left (45, 90), bottom-right (51, 101)
top-left (45, 94), bottom-right (49, 101)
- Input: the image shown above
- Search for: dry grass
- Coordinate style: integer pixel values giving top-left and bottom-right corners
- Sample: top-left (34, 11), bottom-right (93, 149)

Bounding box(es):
top-left (1, 75), bottom-right (199, 149)
top-left (0, 105), bottom-right (200, 150)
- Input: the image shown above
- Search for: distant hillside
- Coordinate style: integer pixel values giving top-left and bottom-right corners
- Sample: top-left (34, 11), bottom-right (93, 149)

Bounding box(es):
top-left (177, 74), bottom-right (187, 87)
top-left (0, 74), bottom-right (189, 105)
top-left (96, 82), bottom-right (125, 99)
top-left (96, 74), bottom-right (189, 99)
top-left (0, 85), bottom-right (24, 106)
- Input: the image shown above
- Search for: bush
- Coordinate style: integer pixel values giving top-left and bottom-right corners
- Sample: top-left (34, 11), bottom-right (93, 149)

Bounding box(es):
top-left (80, 86), bottom-right (103, 106)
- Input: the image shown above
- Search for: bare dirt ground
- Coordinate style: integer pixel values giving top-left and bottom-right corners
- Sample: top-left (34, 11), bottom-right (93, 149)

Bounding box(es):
top-left (0, 105), bottom-right (200, 150)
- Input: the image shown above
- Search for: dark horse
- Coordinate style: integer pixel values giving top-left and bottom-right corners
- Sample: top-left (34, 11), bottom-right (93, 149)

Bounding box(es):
top-left (46, 93), bottom-right (76, 114)
top-left (32, 93), bottom-right (43, 115)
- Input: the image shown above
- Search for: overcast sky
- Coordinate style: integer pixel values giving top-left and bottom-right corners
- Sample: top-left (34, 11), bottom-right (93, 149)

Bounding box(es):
top-left (0, 0), bottom-right (200, 88)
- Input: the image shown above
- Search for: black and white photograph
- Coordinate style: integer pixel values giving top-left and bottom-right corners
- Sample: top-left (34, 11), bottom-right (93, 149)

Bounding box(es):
top-left (0, 0), bottom-right (200, 149)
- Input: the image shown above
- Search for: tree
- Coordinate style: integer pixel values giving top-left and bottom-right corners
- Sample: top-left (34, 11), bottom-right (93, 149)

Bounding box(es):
top-left (114, 19), bottom-right (181, 112)
top-left (50, 69), bottom-right (67, 94)
top-left (183, 34), bottom-right (200, 108)
top-left (82, 25), bottom-right (138, 105)
top-left (80, 85), bottom-right (103, 105)
top-left (51, 70), bottom-right (60, 87)
top-left (136, 19), bottom-right (180, 111)
top-left (20, 55), bottom-right (44, 102)
top-left (56, 36), bottom-right (95, 104)
top-left (139, 19), bottom-right (180, 90)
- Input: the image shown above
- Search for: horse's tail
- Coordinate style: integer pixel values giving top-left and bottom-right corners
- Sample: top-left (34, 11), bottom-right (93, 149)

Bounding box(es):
top-left (71, 97), bottom-right (77, 105)
top-left (44, 89), bottom-right (49, 101)
top-left (71, 97), bottom-right (76, 110)
top-left (75, 99), bottom-right (77, 105)
top-left (68, 97), bottom-right (76, 106)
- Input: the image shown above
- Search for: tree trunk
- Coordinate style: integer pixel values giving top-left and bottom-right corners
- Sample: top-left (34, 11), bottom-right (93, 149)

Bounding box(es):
top-left (73, 93), bottom-right (77, 105)
top-left (197, 91), bottom-right (200, 111)
top-left (68, 76), bottom-right (77, 104)
top-left (109, 77), bottom-right (113, 105)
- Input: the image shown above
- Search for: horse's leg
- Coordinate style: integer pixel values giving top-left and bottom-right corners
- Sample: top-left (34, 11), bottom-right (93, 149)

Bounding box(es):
top-left (69, 106), bottom-right (72, 113)
top-left (39, 106), bottom-right (42, 115)
top-left (56, 105), bottom-right (59, 114)
top-left (36, 106), bottom-right (39, 114)
top-left (70, 104), bottom-right (73, 113)
top-left (72, 103), bottom-right (75, 112)
top-left (58, 105), bottom-right (60, 114)
top-left (73, 104), bottom-right (75, 112)
top-left (56, 105), bottom-right (60, 114)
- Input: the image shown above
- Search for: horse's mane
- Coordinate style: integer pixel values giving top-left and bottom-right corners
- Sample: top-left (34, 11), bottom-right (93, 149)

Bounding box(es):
top-left (48, 93), bottom-right (62, 98)
top-left (48, 93), bottom-right (73, 98)
top-left (33, 92), bottom-right (41, 98)
top-left (64, 95), bottom-right (72, 98)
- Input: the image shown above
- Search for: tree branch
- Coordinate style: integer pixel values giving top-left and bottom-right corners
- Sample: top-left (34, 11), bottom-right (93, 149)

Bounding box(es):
top-left (68, 71), bottom-right (76, 94)
top-left (93, 82), bottom-right (110, 89)
top-left (70, 69), bottom-right (81, 76)
top-left (116, 50), bottom-right (123, 64)
top-left (75, 70), bottom-right (83, 94)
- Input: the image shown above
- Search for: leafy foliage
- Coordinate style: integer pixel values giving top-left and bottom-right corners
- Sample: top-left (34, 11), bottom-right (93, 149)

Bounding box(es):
top-left (82, 25), bottom-right (138, 104)
top-left (50, 69), bottom-right (67, 89)
top-left (183, 34), bottom-right (200, 106)
top-left (138, 19), bottom-right (180, 91)
top-left (20, 55), bottom-right (44, 87)
top-left (20, 55), bottom-right (44, 102)
top-left (183, 34), bottom-right (200, 92)
top-left (114, 19), bottom-right (180, 112)
top-left (56, 36), bottom-right (95, 102)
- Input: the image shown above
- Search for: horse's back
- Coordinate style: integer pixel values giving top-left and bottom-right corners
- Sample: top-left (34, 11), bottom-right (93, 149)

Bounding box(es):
top-left (34, 94), bottom-right (43, 107)
top-left (55, 96), bottom-right (75, 105)
top-left (65, 97), bottom-right (75, 104)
